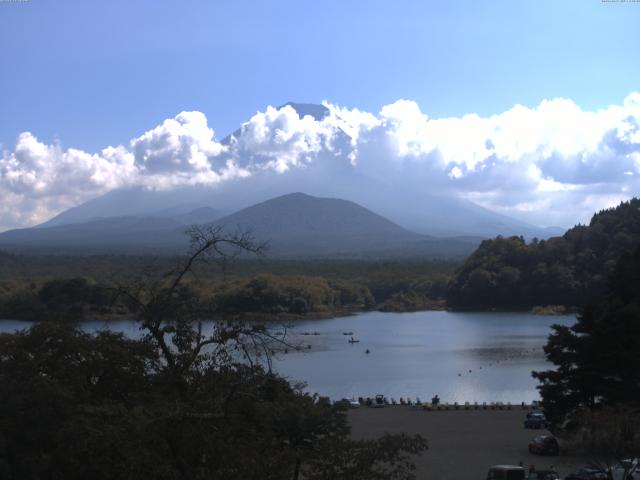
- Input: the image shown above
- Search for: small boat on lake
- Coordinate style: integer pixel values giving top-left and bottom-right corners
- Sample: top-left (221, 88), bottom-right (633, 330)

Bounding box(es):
top-left (343, 332), bottom-right (354, 335)
top-left (348, 337), bottom-right (360, 344)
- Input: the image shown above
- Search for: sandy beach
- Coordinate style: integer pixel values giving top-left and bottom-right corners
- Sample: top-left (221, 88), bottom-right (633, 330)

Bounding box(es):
top-left (349, 407), bottom-right (593, 480)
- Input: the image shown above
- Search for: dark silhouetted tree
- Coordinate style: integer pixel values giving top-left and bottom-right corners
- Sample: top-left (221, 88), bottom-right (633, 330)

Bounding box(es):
top-left (533, 245), bottom-right (640, 453)
top-left (0, 226), bottom-right (427, 480)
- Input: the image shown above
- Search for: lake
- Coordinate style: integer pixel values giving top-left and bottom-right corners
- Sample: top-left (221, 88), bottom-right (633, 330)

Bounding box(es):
top-left (0, 311), bottom-right (574, 403)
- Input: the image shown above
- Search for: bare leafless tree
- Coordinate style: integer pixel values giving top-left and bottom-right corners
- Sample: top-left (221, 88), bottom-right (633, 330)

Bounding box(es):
top-left (112, 226), bottom-right (296, 397)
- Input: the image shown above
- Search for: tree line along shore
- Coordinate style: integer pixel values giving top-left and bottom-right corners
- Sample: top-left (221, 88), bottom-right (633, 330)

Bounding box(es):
top-left (1, 198), bottom-right (639, 322)
top-left (0, 258), bottom-right (454, 322)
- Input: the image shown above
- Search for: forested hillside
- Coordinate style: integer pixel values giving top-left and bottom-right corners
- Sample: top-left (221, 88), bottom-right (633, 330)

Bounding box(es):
top-left (447, 199), bottom-right (640, 309)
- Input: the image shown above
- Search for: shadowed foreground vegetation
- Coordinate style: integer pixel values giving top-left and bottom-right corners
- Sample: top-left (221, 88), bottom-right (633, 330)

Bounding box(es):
top-left (0, 227), bottom-right (428, 480)
top-left (534, 244), bottom-right (640, 458)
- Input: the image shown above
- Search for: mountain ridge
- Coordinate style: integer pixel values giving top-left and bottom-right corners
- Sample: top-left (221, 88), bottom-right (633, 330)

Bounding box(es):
top-left (0, 192), bottom-right (481, 259)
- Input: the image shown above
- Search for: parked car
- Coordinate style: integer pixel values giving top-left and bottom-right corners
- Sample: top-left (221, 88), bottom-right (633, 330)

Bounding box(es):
top-left (526, 410), bottom-right (545, 419)
top-left (527, 469), bottom-right (559, 479)
top-left (528, 435), bottom-right (559, 456)
top-left (609, 458), bottom-right (639, 480)
top-left (486, 465), bottom-right (526, 480)
top-left (524, 412), bottom-right (548, 429)
top-left (348, 398), bottom-right (360, 408)
top-left (373, 394), bottom-right (385, 408)
top-left (564, 467), bottom-right (608, 479)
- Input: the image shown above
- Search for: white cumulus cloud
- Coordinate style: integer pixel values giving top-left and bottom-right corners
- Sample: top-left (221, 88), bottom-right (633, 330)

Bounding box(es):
top-left (229, 105), bottom-right (338, 173)
top-left (1, 94), bottom-right (640, 231)
top-left (131, 111), bottom-right (229, 186)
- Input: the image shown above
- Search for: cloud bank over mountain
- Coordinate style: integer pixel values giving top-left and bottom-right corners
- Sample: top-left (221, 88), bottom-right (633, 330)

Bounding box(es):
top-left (1, 94), bottom-right (639, 230)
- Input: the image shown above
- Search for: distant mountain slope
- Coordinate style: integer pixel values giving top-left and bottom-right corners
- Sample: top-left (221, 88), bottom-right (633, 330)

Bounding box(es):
top-left (215, 192), bottom-right (414, 240)
top-left (39, 181), bottom-right (557, 239)
top-left (373, 192), bottom-right (559, 238)
top-left (0, 193), bottom-right (480, 258)
top-left (38, 188), bottom-right (221, 228)
top-left (210, 192), bottom-right (478, 258)
top-left (171, 207), bottom-right (222, 225)
top-left (447, 198), bottom-right (640, 309)
top-left (33, 103), bottom-right (560, 239)
top-left (0, 216), bottom-right (186, 251)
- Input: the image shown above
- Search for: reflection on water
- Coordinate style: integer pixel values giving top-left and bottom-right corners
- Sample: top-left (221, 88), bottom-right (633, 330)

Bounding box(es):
top-left (271, 310), bottom-right (574, 403)
top-left (0, 310), bottom-right (574, 403)
top-left (463, 346), bottom-right (545, 361)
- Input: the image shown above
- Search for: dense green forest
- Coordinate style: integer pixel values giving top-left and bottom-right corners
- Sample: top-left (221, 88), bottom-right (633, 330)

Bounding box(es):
top-left (0, 256), bottom-right (456, 321)
top-left (447, 198), bottom-right (640, 309)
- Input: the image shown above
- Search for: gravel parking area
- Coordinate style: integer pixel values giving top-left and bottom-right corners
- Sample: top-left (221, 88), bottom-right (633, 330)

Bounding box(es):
top-left (348, 407), bottom-right (593, 480)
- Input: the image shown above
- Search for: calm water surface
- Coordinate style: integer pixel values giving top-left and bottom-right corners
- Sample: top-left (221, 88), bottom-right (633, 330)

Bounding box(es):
top-left (0, 311), bottom-right (574, 403)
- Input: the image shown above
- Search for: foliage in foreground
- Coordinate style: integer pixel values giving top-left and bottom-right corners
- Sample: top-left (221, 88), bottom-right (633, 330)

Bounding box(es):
top-left (533, 245), bottom-right (640, 455)
top-left (0, 226), bottom-right (427, 480)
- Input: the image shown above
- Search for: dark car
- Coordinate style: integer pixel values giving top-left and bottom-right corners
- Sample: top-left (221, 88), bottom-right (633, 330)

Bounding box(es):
top-left (528, 435), bottom-right (559, 456)
top-left (527, 469), bottom-right (559, 479)
top-left (564, 467), bottom-right (607, 479)
top-left (524, 412), bottom-right (548, 429)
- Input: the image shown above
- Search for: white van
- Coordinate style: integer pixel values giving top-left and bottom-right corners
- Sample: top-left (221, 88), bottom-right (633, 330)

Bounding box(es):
top-left (486, 465), bottom-right (526, 480)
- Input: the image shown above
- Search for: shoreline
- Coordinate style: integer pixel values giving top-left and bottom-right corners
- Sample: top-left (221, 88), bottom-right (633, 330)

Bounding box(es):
top-left (0, 303), bottom-right (578, 324)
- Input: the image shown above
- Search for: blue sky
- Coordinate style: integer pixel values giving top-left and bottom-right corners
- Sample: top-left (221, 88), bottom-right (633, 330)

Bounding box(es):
top-left (1, 0), bottom-right (639, 150)
top-left (1, 0), bottom-right (640, 231)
